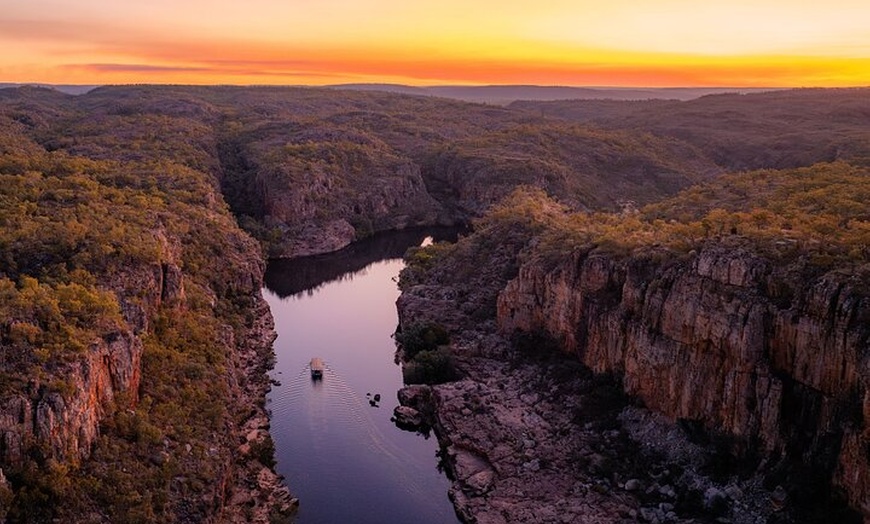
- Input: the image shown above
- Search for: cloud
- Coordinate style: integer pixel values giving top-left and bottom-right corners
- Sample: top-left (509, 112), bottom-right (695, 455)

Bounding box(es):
top-left (61, 61), bottom-right (351, 80)
top-left (68, 63), bottom-right (212, 73)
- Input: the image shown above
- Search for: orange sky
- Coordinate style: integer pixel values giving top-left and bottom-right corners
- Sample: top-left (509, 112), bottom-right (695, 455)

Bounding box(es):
top-left (1, 0), bottom-right (869, 86)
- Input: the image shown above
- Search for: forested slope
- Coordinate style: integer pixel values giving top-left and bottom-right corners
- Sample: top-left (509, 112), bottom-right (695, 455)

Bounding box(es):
top-left (512, 88), bottom-right (870, 171)
top-left (1, 84), bottom-right (867, 522)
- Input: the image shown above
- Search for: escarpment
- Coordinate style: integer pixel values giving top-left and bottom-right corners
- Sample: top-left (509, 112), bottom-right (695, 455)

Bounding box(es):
top-left (218, 126), bottom-right (443, 258)
top-left (3, 85), bottom-right (869, 523)
top-left (0, 94), bottom-right (294, 521)
top-left (0, 330), bottom-right (142, 468)
top-left (498, 245), bottom-right (870, 518)
top-left (0, 232), bottom-right (185, 465)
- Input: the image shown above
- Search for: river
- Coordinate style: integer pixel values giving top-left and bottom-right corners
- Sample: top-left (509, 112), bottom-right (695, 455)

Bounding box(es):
top-left (263, 228), bottom-right (462, 524)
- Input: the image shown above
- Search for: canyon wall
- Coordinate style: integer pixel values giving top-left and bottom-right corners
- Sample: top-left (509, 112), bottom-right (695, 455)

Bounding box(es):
top-left (497, 245), bottom-right (870, 518)
top-left (0, 244), bottom-right (180, 471)
top-left (0, 330), bottom-right (142, 469)
top-left (0, 229), bottom-right (294, 522)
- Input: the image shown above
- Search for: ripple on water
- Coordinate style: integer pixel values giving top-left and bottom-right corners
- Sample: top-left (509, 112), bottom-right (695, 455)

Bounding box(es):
top-left (264, 232), bottom-right (461, 524)
top-left (268, 350), bottom-right (456, 524)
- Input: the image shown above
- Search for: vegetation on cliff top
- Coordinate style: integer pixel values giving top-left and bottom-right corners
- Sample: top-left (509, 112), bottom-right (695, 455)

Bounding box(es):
top-left (538, 162), bottom-right (866, 268)
top-left (405, 162), bottom-right (870, 288)
top-left (0, 101), bottom-right (267, 522)
top-left (2, 84), bottom-right (869, 522)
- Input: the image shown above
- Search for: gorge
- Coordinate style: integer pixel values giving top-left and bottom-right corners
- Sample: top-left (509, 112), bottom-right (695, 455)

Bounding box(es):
top-left (0, 85), bottom-right (868, 523)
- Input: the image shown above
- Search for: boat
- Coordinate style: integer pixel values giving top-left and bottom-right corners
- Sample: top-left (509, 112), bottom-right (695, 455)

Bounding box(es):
top-left (310, 357), bottom-right (324, 379)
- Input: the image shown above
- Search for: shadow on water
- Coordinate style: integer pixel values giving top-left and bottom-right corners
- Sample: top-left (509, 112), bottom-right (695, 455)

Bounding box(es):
top-left (264, 226), bottom-right (465, 298)
top-left (264, 226), bottom-right (464, 524)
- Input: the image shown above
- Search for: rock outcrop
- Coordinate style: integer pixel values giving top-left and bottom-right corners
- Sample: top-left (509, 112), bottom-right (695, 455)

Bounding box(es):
top-left (497, 244), bottom-right (870, 519)
top-left (0, 329), bottom-right (142, 468)
top-left (0, 229), bottom-right (296, 522)
top-left (395, 208), bottom-right (866, 523)
top-left (0, 233), bottom-right (177, 471)
top-left (397, 267), bottom-right (795, 523)
top-left (222, 297), bottom-right (298, 523)
top-left (219, 126), bottom-right (445, 258)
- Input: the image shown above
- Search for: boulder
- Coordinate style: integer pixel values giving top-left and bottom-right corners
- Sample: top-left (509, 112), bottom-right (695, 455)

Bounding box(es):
top-left (398, 384), bottom-right (433, 411)
top-left (465, 469), bottom-right (495, 496)
top-left (393, 406), bottom-right (424, 428)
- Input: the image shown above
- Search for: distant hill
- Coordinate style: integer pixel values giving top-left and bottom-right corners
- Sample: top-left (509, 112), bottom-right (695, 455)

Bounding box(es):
top-left (329, 83), bottom-right (780, 104)
top-left (511, 88), bottom-right (870, 171)
top-left (0, 83), bottom-right (98, 95)
top-left (0, 82), bottom-right (778, 102)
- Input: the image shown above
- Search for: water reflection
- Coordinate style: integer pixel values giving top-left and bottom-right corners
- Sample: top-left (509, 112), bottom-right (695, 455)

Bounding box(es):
top-left (264, 226), bottom-right (464, 299)
top-left (264, 227), bottom-right (463, 524)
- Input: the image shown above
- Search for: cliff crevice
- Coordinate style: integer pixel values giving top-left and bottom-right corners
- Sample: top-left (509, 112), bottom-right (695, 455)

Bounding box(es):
top-left (497, 246), bottom-right (870, 518)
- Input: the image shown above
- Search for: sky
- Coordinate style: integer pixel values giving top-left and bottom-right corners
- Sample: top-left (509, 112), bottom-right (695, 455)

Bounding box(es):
top-left (1, 0), bottom-right (869, 87)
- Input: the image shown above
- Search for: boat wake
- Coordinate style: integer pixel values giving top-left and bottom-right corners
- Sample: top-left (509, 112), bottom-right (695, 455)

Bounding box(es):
top-left (269, 361), bottom-right (443, 520)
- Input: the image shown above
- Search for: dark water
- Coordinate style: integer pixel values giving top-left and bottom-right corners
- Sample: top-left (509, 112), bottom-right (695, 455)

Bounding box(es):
top-left (264, 228), bottom-right (462, 524)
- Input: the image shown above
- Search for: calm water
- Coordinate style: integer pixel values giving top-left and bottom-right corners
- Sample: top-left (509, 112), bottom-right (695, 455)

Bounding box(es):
top-left (264, 228), bottom-right (462, 524)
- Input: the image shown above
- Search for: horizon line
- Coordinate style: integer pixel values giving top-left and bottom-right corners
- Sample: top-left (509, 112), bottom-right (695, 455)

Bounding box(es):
top-left (1, 81), bottom-right (820, 90)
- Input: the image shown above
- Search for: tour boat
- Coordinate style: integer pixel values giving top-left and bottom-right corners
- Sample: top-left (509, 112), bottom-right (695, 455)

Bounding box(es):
top-left (310, 357), bottom-right (324, 379)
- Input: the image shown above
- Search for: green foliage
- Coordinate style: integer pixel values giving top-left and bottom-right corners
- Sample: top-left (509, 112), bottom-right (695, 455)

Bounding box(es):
top-left (514, 88), bottom-right (870, 173)
top-left (395, 322), bottom-right (456, 385)
top-left (0, 160), bottom-right (165, 280)
top-left (638, 162), bottom-right (870, 263)
top-left (0, 275), bottom-right (123, 389)
top-left (0, 480), bottom-right (11, 520)
top-left (402, 348), bottom-right (458, 385)
top-left (419, 120), bottom-right (718, 218)
top-left (469, 163), bottom-right (870, 270)
top-left (249, 434), bottom-right (277, 469)
top-left (399, 241), bottom-right (456, 290)
top-left (395, 322), bottom-right (450, 360)
top-left (0, 89), bottom-right (273, 522)
top-left (5, 459), bottom-right (78, 522)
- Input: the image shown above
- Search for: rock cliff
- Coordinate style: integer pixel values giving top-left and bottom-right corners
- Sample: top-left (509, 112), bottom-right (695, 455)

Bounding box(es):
top-left (0, 234), bottom-right (178, 473)
top-left (0, 329), bottom-right (142, 469)
top-left (396, 229), bottom-right (866, 522)
top-left (218, 124), bottom-right (445, 258)
top-left (497, 243), bottom-right (870, 519)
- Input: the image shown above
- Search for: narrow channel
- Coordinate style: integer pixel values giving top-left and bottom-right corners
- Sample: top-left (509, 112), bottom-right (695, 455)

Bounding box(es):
top-left (264, 228), bottom-right (462, 524)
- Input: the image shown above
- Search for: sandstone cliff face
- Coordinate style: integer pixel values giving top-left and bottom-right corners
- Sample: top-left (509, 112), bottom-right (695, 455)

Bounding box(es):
top-left (0, 235), bottom-right (184, 471)
top-left (497, 246), bottom-right (870, 518)
top-left (0, 330), bottom-right (142, 468)
top-left (260, 157), bottom-right (438, 257)
top-left (220, 127), bottom-right (444, 258)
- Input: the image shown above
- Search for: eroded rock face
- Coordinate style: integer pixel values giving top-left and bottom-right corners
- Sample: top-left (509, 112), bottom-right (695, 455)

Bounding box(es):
top-left (393, 406), bottom-right (424, 428)
top-left (226, 130), bottom-right (444, 258)
top-left (0, 231), bottom-right (182, 470)
top-left (0, 228), bottom-right (296, 522)
top-left (396, 237), bottom-right (866, 522)
top-left (222, 298), bottom-right (298, 523)
top-left (497, 246), bottom-right (870, 518)
top-left (0, 318), bottom-right (143, 470)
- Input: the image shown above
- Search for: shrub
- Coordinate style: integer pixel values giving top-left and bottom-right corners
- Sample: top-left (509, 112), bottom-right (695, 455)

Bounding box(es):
top-left (395, 322), bottom-right (449, 360)
top-left (402, 348), bottom-right (457, 385)
top-left (249, 435), bottom-right (277, 469)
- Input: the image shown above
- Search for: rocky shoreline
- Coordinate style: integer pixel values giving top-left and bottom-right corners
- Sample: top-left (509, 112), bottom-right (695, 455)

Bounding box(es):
top-left (395, 308), bottom-right (776, 523)
top-left (224, 296), bottom-right (298, 523)
top-left (394, 248), bottom-right (862, 524)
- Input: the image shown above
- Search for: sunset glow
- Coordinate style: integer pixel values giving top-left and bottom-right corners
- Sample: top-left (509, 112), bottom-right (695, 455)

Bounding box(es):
top-left (2, 0), bottom-right (869, 86)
